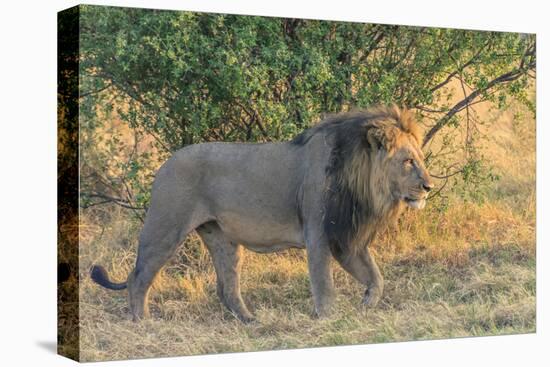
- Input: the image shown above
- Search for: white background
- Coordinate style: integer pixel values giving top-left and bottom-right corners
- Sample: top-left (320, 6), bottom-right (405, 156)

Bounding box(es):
top-left (0, 0), bottom-right (547, 365)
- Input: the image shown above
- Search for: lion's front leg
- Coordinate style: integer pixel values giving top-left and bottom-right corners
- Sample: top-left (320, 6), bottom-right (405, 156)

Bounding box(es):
top-left (335, 246), bottom-right (384, 308)
top-left (360, 248), bottom-right (384, 307)
top-left (306, 240), bottom-right (335, 317)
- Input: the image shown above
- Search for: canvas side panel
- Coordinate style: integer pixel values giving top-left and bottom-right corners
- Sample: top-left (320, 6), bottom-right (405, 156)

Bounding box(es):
top-left (57, 5), bottom-right (80, 362)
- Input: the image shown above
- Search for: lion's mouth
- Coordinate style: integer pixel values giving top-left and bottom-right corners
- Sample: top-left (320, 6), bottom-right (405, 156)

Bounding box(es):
top-left (404, 197), bottom-right (426, 210)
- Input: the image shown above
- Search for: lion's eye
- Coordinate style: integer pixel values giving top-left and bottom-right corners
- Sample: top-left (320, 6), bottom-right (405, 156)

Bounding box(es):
top-left (404, 158), bottom-right (414, 166)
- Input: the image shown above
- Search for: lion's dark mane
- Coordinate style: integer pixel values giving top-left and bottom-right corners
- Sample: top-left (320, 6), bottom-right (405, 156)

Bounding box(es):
top-left (292, 106), bottom-right (417, 259)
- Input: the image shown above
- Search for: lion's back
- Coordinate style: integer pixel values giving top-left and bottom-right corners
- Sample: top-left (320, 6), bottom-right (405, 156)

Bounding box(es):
top-left (150, 141), bottom-right (304, 233)
top-left (169, 141), bottom-right (302, 191)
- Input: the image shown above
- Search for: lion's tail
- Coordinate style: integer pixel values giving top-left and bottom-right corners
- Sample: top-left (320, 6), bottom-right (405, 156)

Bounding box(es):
top-left (90, 265), bottom-right (127, 290)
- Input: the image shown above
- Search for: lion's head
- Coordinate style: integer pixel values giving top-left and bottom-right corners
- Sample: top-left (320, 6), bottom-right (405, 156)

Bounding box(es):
top-left (365, 107), bottom-right (434, 211)
top-left (303, 105), bottom-right (433, 258)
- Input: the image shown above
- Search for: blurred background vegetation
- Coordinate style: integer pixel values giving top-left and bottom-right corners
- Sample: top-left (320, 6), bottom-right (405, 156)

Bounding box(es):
top-left (78, 5), bottom-right (535, 217)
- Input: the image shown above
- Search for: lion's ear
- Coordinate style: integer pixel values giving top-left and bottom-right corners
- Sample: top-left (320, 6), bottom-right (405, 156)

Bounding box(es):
top-left (366, 125), bottom-right (395, 151)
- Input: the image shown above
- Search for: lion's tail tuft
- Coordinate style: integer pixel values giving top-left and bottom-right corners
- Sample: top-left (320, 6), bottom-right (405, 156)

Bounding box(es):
top-left (90, 265), bottom-right (127, 290)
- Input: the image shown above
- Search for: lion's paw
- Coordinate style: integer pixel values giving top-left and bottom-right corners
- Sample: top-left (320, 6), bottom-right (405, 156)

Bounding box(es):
top-left (362, 288), bottom-right (382, 308)
top-left (236, 313), bottom-right (257, 324)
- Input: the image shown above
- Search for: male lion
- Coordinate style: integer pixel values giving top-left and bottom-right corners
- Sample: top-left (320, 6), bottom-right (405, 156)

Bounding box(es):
top-left (91, 105), bottom-right (433, 322)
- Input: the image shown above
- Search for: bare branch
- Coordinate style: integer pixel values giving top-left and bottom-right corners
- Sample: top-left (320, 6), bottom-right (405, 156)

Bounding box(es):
top-left (430, 168), bottom-right (464, 180)
top-left (427, 40), bottom-right (491, 95)
top-left (81, 192), bottom-right (147, 211)
top-left (422, 60), bottom-right (535, 147)
top-left (80, 82), bottom-right (113, 98)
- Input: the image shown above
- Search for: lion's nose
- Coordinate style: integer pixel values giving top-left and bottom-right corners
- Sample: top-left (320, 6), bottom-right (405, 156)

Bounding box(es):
top-left (422, 182), bottom-right (434, 192)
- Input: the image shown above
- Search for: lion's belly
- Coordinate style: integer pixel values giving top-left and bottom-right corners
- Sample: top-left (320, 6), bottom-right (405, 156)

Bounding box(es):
top-left (241, 242), bottom-right (305, 253)
top-left (215, 213), bottom-right (305, 252)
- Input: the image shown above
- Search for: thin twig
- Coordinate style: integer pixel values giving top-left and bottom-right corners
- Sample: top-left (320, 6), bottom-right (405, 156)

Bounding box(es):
top-left (427, 176), bottom-right (450, 200)
top-left (81, 192), bottom-right (147, 211)
top-left (79, 82), bottom-right (113, 98)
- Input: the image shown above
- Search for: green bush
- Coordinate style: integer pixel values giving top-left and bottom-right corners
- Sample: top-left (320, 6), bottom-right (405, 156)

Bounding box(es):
top-left (77, 5), bottom-right (535, 212)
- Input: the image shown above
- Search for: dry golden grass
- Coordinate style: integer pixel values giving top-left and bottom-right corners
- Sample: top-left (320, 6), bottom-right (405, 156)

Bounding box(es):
top-left (77, 104), bottom-right (535, 362)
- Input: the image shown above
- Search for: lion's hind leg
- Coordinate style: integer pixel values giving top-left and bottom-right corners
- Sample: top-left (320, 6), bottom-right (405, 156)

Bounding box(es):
top-left (128, 204), bottom-right (201, 321)
top-left (196, 222), bottom-right (255, 323)
top-left (127, 226), bottom-right (183, 321)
